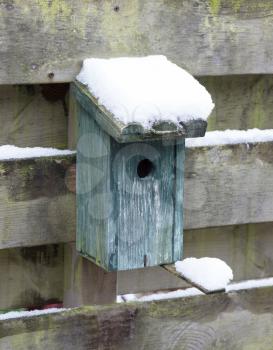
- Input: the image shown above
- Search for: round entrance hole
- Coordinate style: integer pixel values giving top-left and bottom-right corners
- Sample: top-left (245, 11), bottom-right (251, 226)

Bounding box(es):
top-left (137, 159), bottom-right (154, 178)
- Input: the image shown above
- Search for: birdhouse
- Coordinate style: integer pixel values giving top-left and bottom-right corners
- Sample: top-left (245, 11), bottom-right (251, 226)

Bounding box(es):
top-left (72, 56), bottom-right (213, 271)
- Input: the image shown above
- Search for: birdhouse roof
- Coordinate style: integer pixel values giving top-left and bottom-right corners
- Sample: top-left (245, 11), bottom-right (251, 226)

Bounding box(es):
top-left (73, 81), bottom-right (208, 143)
top-left (73, 56), bottom-right (214, 143)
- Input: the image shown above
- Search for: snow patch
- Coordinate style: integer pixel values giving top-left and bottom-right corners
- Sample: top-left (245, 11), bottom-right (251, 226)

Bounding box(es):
top-left (0, 145), bottom-right (75, 161)
top-left (186, 129), bottom-right (273, 148)
top-left (227, 277), bottom-right (273, 292)
top-left (117, 288), bottom-right (203, 303)
top-left (0, 308), bottom-right (68, 321)
top-left (117, 277), bottom-right (273, 303)
top-left (76, 56), bottom-right (214, 128)
top-left (175, 257), bottom-right (233, 292)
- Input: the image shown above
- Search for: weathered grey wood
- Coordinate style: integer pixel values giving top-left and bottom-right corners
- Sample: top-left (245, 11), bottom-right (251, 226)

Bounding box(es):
top-left (117, 267), bottom-right (189, 295)
top-left (0, 245), bottom-right (63, 311)
top-left (0, 85), bottom-right (68, 148)
top-left (63, 243), bottom-right (117, 307)
top-left (184, 142), bottom-right (273, 229)
top-left (1, 286), bottom-right (273, 349)
top-left (1, 1), bottom-right (273, 84)
top-left (199, 75), bottom-right (273, 131)
top-left (0, 156), bottom-right (75, 249)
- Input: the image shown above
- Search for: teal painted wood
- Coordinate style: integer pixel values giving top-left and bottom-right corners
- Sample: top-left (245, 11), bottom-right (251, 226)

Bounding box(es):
top-left (77, 105), bottom-right (115, 269)
top-left (111, 140), bottom-right (184, 270)
top-left (75, 84), bottom-right (185, 271)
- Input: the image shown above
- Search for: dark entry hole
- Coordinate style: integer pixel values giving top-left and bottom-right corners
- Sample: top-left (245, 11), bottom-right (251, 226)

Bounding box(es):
top-left (137, 159), bottom-right (154, 178)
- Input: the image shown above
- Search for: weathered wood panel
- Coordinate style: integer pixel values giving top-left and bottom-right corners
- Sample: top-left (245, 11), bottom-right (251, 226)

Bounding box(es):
top-left (0, 245), bottom-right (63, 310)
top-left (184, 142), bottom-right (273, 229)
top-left (199, 75), bottom-right (273, 131)
top-left (2, 142), bottom-right (273, 248)
top-left (1, 0), bottom-right (273, 84)
top-left (0, 156), bottom-right (75, 249)
top-left (0, 85), bottom-right (68, 148)
top-left (1, 287), bottom-right (273, 349)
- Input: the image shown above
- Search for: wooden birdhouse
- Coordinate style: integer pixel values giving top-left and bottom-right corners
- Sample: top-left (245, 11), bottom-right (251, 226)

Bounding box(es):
top-left (72, 56), bottom-right (212, 271)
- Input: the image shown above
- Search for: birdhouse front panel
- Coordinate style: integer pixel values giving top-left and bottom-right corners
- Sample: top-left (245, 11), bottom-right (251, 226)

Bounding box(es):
top-left (76, 101), bottom-right (184, 271)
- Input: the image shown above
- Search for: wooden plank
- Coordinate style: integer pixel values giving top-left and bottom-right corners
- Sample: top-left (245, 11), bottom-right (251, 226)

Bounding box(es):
top-left (2, 141), bottom-right (273, 248)
top-left (0, 85), bottom-right (68, 148)
top-left (1, 1), bottom-right (273, 84)
top-left (199, 75), bottom-right (273, 131)
top-left (184, 142), bottom-right (273, 229)
top-left (63, 243), bottom-right (117, 307)
top-left (0, 245), bottom-right (63, 311)
top-left (0, 156), bottom-right (75, 249)
top-left (117, 266), bottom-right (189, 295)
top-left (1, 286), bottom-right (273, 349)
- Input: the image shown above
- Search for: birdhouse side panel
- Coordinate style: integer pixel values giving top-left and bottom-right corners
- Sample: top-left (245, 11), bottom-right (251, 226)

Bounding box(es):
top-left (77, 105), bottom-right (116, 270)
top-left (173, 140), bottom-right (185, 261)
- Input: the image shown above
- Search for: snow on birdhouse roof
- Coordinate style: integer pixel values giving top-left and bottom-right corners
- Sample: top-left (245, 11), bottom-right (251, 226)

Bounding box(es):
top-left (75, 56), bottom-right (214, 142)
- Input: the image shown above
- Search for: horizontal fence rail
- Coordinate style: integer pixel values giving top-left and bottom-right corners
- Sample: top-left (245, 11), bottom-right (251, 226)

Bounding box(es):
top-left (1, 1), bottom-right (273, 83)
top-left (1, 286), bottom-right (273, 350)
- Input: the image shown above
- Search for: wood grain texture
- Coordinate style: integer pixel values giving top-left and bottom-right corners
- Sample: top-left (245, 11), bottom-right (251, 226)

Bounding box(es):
top-left (0, 156), bottom-right (75, 249)
top-left (0, 245), bottom-right (63, 311)
top-left (1, 287), bottom-right (273, 349)
top-left (1, 0), bottom-right (273, 84)
top-left (0, 85), bottom-right (68, 148)
top-left (184, 142), bottom-right (273, 229)
top-left (199, 75), bottom-right (273, 131)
